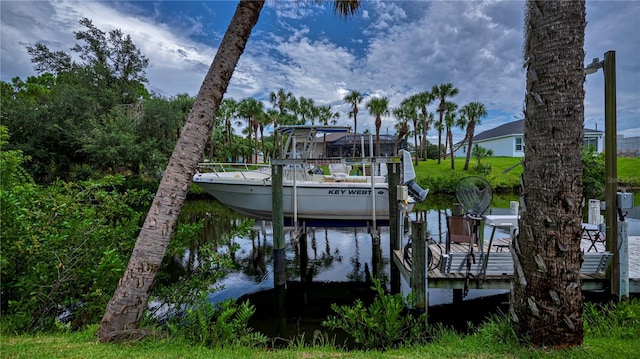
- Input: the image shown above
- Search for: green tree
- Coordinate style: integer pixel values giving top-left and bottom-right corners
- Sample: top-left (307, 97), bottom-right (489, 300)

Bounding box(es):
top-left (317, 105), bottom-right (340, 157)
top-left (366, 96), bottom-right (390, 156)
top-left (470, 144), bottom-right (493, 175)
top-left (392, 104), bottom-right (411, 155)
top-left (269, 88), bottom-right (294, 153)
top-left (431, 83), bottom-right (459, 164)
top-left (27, 17), bottom-right (149, 107)
top-left (219, 98), bottom-right (239, 150)
top-left (3, 18), bottom-right (151, 182)
top-left (1, 128), bottom-right (150, 331)
top-left (237, 97), bottom-right (263, 163)
top-left (413, 91), bottom-right (434, 160)
top-left (443, 101), bottom-right (458, 169)
top-left (344, 90), bottom-right (364, 156)
top-left (512, 0), bottom-right (587, 347)
top-left (459, 101), bottom-right (487, 170)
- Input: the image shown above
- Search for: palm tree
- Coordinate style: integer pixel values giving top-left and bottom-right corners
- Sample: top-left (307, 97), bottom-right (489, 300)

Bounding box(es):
top-left (459, 101), bottom-right (487, 170)
top-left (407, 93), bottom-right (428, 164)
top-left (257, 110), bottom-right (271, 162)
top-left (344, 90), bottom-right (363, 157)
top-left (366, 96), bottom-right (390, 156)
top-left (219, 98), bottom-right (238, 149)
top-left (413, 91), bottom-right (433, 160)
top-left (99, 0), bottom-right (266, 341)
top-left (237, 97), bottom-right (263, 163)
top-left (431, 83), bottom-right (458, 164)
top-left (443, 101), bottom-right (458, 169)
top-left (512, 0), bottom-right (587, 347)
top-left (269, 88), bottom-right (293, 152)
top-left (392, 105), bottom-right (411, 155)
top-left (265, 109), bottom-right (280, 159)
top-left (298, 96), bottom-right (315, 125)
top-left (397, 96), bottom-right (419, 164)
top-left (317, 105), bottom-right (339, 156)
top-left (100, 0), bottom-right (361, 341)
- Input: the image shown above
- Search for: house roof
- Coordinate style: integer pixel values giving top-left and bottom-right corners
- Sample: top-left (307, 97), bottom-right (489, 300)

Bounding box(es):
top-left (472, 119), bottom-right (603, 142)
top-left (315, 133), bottom-right (396, 145)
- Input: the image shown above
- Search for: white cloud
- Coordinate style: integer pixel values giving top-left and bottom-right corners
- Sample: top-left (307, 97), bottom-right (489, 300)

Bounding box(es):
top-left (1, 0), bottom-right (638, 143)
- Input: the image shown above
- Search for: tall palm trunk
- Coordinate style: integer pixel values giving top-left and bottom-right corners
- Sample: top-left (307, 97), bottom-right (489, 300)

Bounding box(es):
top-left (98, 0), bottom-right (264, 342)
top-left (448, 128), bottom-right (454, 169)
top-left (463, 120), bottom-right (475, 170)
top-left (375, 117), bottom-right (381, 157)
top-left (511, 0), bottom-right (586, 347)
top-left (437, 106), bottom-right (444, 164)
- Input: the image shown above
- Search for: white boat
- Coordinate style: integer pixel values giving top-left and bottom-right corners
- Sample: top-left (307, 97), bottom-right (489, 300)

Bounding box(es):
top-left (193, 125), bottom-right (428, 223)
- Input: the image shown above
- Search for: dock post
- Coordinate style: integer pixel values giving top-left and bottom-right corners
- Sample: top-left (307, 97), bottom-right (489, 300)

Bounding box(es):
top-left (617, 221), bottom-right (629, 299)
top-left (271, 164), bottom-right (286, 332)
top-left (388, 162), bottom-right (401, 294)
top-left (411, 221), bottom-right (427, 314)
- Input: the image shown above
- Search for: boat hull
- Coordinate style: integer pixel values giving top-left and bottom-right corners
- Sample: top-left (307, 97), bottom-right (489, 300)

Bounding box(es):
top-left (194, 177), bottom-right (394, 220)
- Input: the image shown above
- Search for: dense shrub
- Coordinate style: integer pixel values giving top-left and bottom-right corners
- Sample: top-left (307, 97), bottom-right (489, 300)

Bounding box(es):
top-left (1, 127), bottom-right (153, 331)
top-left (322, 278), bottom-right (432, 349)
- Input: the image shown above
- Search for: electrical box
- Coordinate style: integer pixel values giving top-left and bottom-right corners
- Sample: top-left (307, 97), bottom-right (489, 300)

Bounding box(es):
top-left (397, 185), bottom-right (408, 201)
top-left (617, 192), bottom-right (634, 209)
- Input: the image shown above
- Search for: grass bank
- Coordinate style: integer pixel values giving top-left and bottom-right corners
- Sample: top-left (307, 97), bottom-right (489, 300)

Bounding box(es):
top-left (413, 156), bottom-right (640, 194)
top-left (3, 300), bottom-right (640, 359)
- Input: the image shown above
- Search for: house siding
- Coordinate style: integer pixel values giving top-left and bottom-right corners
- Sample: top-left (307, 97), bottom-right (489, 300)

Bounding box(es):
top-left (455, 136), bottom-right (523, 158)
top-left (453, 119), bottom-right (603, 158)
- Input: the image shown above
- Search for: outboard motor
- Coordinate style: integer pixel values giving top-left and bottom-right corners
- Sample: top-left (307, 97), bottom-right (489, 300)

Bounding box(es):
top-left (400, 149), bottom-right (429, 202)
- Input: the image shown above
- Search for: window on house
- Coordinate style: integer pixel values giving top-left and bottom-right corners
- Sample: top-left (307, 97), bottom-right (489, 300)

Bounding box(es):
top-left (583, 137), bottom-right (598, 151)
top-left (515, 137), bottom-right (524, 151)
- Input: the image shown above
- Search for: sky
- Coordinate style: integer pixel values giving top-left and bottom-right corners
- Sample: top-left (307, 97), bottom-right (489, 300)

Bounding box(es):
top-left (2, 0), bottom-right (639, 144)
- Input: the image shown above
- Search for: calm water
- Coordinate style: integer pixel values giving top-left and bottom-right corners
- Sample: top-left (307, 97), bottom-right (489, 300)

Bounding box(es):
top-left (199, 202), bottom-right (519, 307)
top-left (178, 193), bottom-right (639, 341)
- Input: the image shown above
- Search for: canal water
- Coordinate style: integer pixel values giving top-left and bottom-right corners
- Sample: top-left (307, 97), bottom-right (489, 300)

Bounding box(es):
top-left (179, 193), bottom-right (640, 343)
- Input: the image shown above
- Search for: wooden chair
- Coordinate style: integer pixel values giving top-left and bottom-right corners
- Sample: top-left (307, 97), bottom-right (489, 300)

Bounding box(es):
top-left (446, 215), bottom-right (479, 253)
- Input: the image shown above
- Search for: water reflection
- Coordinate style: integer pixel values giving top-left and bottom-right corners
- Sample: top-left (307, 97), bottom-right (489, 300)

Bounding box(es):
top-left (178, 191), bottom-right (640, 305)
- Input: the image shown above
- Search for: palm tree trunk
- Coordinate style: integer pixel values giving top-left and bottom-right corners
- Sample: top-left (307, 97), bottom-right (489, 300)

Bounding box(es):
top-left (437, 108), bottom-right (443, 164)
top-left (98, 0), bottom-right (264, 342)
top-left (463, 121), bottom-right (475, 170)
top-left (448, 129), bottom-right (454, 169)
top-left (413, 120), bottom-right (418, 165)
top-left (511, 0), bottom-right (586, 347)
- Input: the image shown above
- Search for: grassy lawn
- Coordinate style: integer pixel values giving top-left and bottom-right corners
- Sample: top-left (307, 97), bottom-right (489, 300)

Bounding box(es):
top-left (413, 156), bottom-right (639, 195)
top-left (3, 319), bottom-right (640, 359)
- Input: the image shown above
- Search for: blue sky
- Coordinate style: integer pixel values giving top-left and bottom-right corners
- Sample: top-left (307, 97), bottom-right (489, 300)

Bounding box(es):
top-left (2, 1), bottom-right (639, 144)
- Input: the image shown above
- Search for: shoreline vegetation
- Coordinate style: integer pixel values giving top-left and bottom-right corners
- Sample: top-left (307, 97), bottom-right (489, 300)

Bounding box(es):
top-left (3, 154), bottom-right (639, 357)
top-left (3, 298), bottom-right (640, 358)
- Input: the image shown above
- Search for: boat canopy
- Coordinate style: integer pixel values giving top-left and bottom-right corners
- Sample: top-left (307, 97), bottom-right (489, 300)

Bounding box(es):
top-left (276, 125), bottom-right (351, 135)
top-left (277, 125), bottom-right (351, 159)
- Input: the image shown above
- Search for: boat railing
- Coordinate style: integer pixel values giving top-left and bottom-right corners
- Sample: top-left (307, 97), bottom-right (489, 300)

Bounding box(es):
top-left (196, 162), bottom-right (271, 179)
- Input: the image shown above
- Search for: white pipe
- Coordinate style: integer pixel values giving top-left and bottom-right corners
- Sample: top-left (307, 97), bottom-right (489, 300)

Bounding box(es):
top-left (292, 135), bottom-right (298, 231)
top-left (370, 133), bottom-right (376, 229)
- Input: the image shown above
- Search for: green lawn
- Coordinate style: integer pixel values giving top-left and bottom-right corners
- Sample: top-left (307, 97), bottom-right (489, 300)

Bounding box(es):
top-left (413, 156), bottom-right (639, 195)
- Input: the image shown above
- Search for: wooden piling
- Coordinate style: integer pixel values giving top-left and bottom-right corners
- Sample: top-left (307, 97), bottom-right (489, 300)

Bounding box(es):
top-left (411, 221), bottom-right (427, 313)
top-left (271, 163), bottom-right (286, 334)
top-left (272, 164), bottom-right (286, 287)
top-left (618, 221), bottom-right (629, 298)
top-left (388, 162), bottom-right (401, 293)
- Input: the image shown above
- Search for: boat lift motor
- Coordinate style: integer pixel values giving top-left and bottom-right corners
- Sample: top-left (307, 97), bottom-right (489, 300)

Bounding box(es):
top-left (400, 150), bottom-right (429, 202)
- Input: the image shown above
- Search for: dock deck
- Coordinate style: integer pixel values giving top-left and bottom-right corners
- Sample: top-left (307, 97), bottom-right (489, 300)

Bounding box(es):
top-left (393, 236), bottom-right (640, 293)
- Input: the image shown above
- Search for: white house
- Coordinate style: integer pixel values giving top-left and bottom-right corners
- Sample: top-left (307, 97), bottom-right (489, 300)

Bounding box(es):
top-left (453, 119), bottom-right (604, 158)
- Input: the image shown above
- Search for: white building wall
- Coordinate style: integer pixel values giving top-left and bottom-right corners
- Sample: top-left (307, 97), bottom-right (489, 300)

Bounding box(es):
top-left (455, 136), bottom-right (523, 157)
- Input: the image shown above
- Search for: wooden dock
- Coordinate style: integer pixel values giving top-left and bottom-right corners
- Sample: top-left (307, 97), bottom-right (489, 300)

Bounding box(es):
top-left (392, 236), bottom-right (640, 293)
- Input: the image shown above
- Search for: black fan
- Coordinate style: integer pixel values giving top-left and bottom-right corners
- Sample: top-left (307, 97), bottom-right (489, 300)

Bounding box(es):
top-left (455, 176), bottom-right (493, 217)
